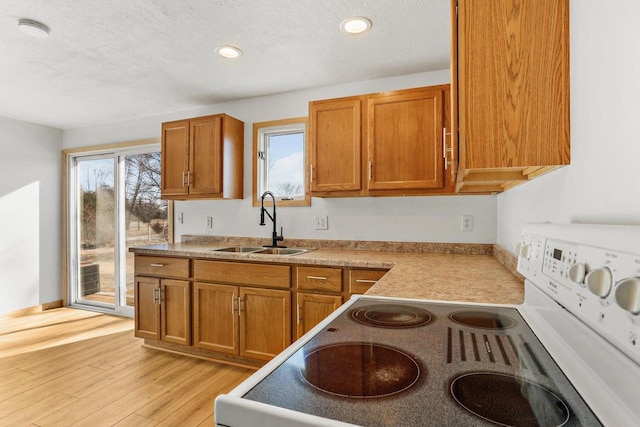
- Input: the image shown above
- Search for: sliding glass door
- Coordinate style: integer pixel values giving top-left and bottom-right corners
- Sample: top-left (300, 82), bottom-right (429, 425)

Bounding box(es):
top-left (68, 145), bottom-right (167, 316)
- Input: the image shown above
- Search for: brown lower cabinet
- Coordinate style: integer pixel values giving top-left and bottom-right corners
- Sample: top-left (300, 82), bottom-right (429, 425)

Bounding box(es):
top-left (134, 276), bottom-right (191, 346)
top-left (133, 254), bottom-right (388, 366)
top-left (193, 282), bottom-right (291, 361)
top-left (192, 259), bottom-right (292, 362)
top-left (296, 293), bottom-right (343, 338)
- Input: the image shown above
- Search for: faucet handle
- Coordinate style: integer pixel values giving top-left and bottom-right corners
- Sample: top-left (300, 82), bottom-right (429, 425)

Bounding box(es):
top-left (277, 226), bottom-right (284, 241)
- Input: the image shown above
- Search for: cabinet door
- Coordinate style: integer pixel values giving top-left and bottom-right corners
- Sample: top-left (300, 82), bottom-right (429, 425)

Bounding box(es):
top-left (134, 276), bottom-right (160, 340)
top-left (309, 97), bottom-right (363, 193)
top-left (189, 115), bottom-right (223, 196)
top-left (239, 287), bottom-right (291, 361)
top-left (161, 120), bottom-right (190, 197)
top-left (160, 279), bottom-right (191, 346)
top-left (296, 293), bottom-right (342, 339)
top-left (193, 282), bottom-right (238, 354)
top-left (457, 0), bottom-right (570, 169)
top-left (367, 88), bottom-right (444, 190)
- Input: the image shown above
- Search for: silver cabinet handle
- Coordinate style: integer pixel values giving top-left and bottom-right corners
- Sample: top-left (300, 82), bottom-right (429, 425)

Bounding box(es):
top-left (442, 127), bottom-right (447, 170)
top-left (187, 171), bottom-right (192, 187)
top-left (153, 286), bottom-right (161, 304)
top-left (231, 295), bottom-right (236, 316)
top-left (310, 165), bottom-right (314, 184)
top-left (442, 127), bottom-right (453, 170)
top-left (150, 263), bottom-right (165, 267)
top-left (182, 171), bottom-right (186, 188)
top-left (355, 279), bottom-right (378, 284)
top-left (238, 297), bottom-right (243, 316)
top-left (307, 276), bottom-right (327, 281)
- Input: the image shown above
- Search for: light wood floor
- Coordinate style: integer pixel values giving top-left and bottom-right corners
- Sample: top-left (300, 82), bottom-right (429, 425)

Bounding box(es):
top-left (0, 308), bottom-right (253, 426)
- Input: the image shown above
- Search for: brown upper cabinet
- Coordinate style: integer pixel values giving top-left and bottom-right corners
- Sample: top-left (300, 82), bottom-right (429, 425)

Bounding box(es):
top-left (453, 0), bottom-right (570, 193)
top-left (309, 85), bottom-right (456, 197)
top-left (161, 114), bottom-right (244, 200)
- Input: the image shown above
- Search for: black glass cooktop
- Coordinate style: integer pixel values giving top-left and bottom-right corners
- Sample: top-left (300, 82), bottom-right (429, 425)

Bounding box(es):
top-left (243, 297), bottom-right (601, 427)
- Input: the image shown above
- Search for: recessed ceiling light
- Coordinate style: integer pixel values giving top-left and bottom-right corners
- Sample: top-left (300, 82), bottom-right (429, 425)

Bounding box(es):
top-left (215, 45), bottom-right (243, 59)
top-left (18, 18), bottom-right (50, 38)
top-left (340, 17), bottom-right (372, 35)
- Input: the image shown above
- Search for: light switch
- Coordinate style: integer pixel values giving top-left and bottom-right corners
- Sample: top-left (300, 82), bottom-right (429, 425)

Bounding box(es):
top-left (314, 216), bottom-right (328, 230)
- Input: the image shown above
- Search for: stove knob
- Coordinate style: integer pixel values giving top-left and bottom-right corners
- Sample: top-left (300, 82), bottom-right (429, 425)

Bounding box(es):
top-left (515, 242), bottom-right (531, 260)
top-left (568, 263), bottom-right (587, 284)
top-left (586, 267), bottom-right (613, 298)
top-left (615, 277), bottom-right (640, 315)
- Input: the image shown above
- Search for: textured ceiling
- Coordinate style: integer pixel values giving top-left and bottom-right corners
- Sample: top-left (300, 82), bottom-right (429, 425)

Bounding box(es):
top-left (0, 0), bottom-right (450, 129)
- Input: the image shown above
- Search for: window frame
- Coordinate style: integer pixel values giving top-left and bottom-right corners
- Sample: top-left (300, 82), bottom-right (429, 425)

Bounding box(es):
top-left (252, 117), bottom-right (310, 207)
top-left (62, 138), bottom-right (174, 312)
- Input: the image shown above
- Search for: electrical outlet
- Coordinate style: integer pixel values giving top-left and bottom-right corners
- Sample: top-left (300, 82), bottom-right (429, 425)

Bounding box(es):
top-left (314, 216), bottom-right (329, 230)
top-left (461, 215), bottom-right (473, 231)
top-left (178, 212), bottom-right (184, 224)
top-left (206, 217), bottom-right (213, 228)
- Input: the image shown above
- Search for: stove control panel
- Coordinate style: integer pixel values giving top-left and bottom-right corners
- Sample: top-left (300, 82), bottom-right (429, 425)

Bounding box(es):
top-left (517, 224), bottom-right (640, 366)
top-left (515, 233), bottom-right (545, 279)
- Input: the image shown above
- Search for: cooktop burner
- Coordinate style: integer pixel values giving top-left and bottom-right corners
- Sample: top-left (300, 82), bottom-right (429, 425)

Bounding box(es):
top-left (240, 298), bottom-right (601, 426)
top-left (450, 310), bottom-right (516, 329)
top-left (351, 304), bottom-right (433, 328)
top-left (450, 372), bottom-right (570, 427)
top-left (300, 343), bottom-right (421, 398)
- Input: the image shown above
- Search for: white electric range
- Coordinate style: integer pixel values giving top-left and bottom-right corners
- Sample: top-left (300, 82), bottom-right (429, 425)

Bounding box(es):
top-left (215, 223), bottom-right (640, 426)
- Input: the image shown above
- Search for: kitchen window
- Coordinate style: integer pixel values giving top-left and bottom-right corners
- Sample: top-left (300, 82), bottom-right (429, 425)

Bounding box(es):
top-left (253, 117), bottom-right (310, 206)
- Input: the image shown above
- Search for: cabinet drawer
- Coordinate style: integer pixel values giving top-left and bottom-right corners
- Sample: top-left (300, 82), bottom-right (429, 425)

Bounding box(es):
top-left (135, 255), bottom-right (190, 279)
top-left (349, 269), bottom-right (387, 294)
top-left (194, 260), bottom-right (291, 288)
top-left (297, 266), bottom-right (342, 293)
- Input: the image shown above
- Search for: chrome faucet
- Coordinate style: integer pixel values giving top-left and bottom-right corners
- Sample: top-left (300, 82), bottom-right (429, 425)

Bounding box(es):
top-left (259, 191), bottom-right (286, 248)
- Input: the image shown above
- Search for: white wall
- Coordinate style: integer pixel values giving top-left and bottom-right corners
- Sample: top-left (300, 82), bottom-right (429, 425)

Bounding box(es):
top-left (497, 0), bottom-right (640, 252)
top-left (0, 116), bottom-right (62, 314)
top-left (65, 70), bottom-right (498, 244)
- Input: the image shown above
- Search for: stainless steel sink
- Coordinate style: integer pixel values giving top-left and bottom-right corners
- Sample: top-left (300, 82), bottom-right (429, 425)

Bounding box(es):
top-left (209, 246), bottom-right (264, 253)
top-left (252, 247), bottom-right (313, 256)
top-left (209, 246), bottom-right (313, 256)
